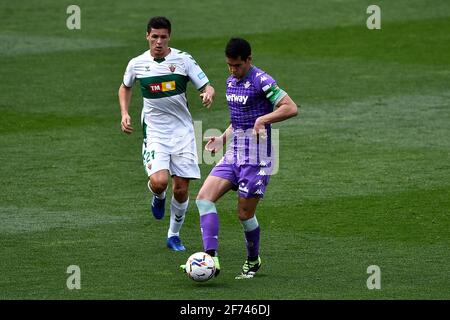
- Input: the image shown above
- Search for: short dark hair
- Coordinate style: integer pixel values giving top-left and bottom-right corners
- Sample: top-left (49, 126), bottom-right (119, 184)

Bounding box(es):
top-left (225, 38), bottom-right (251, 61)
top-left (147, 16), bottom-right (171, 34)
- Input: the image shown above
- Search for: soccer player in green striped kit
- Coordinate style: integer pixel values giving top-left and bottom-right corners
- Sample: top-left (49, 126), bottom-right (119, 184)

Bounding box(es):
top-left (118, 16), bottom-right (215, 251)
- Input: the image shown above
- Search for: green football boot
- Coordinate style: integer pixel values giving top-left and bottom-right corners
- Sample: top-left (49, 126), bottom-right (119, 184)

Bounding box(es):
top-left (235, 256), bottom-right (261, 279)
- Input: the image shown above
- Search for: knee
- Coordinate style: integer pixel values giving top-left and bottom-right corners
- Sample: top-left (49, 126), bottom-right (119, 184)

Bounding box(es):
top-left (196, 190), bottom-right (208, 201)
top-left (149, 177), bottom-right (168, 195)
top-left (238, 208), bottom-right (254, 221)
top-left (173, 184), bottom-right (188, 202)
top-left (196, 185), bottom-right (215, 202)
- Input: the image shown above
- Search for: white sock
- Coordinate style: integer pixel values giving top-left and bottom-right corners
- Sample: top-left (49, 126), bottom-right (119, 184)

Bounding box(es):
top-left (147, 181), bottom-right (166, 199)
top-left (168, 196), bottom-right (189, 238)
top-left (240, 216), bottom-right (259, 232)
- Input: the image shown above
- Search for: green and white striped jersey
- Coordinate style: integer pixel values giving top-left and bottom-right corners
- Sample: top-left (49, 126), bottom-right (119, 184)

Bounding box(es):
top-left (123, 48), bottom-right (209, 140)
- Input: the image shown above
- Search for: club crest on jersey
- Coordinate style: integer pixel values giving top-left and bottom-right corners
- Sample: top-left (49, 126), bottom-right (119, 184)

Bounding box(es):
top-left (168, 64), bottom-right (176, 72)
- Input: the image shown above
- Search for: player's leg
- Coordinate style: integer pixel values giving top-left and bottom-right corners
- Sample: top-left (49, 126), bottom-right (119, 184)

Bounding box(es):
top-left (166, 176), bottom-right (190, 251)
top-left (235, 196), bottom-right (262, 279)
top-left (167, 139), bottom-right (200, 251)
top-left (197, 175), bottom-right (234, 254)
top-left (195, 175), bottom-right (234, 276)
top-left (234, 165), bottom-right (270, 279)
top-left (148, 169), bottom-right (169, 195)
top-left (148, 170), bottom-right (169, 219)
top-left (141, 110), bottom-right (171, 219)
top-left (143, 140), bottom-right (171, 220)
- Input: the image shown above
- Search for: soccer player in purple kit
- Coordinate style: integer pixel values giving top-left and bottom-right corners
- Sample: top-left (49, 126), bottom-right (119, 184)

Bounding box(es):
top-left (185, 38), bottom-right (298, 279)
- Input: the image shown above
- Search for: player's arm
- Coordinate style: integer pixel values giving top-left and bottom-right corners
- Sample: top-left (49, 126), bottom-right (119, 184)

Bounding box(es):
top-left (199, 83), bottom-right (215, 108)
top-left (118, 83), bottom-right (134, 134)
top-left (253, 94), bottom-right (298, 135)
top-left (183, 52), bottom-right (215, 108)
top-left (205, 124), bottom-right (233, 153)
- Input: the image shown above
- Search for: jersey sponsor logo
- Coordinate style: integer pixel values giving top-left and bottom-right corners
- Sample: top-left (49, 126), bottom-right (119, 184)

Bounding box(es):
top-left (148, 81), bottom-right (176, 93)
top-left (226, 93), bottom-right (249, 105)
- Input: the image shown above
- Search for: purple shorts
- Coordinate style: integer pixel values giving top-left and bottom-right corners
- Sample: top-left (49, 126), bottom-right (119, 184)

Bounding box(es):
top-left (209, 160), bottom-right (271, 198)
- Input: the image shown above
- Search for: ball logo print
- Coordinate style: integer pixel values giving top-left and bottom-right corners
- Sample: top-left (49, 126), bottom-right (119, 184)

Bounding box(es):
top-left (185, 252), bottom-right (216, 282)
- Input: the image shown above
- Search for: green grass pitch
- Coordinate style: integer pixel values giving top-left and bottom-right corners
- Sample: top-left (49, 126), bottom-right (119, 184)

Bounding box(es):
top-left (1, 0), bottom-right (449, 299)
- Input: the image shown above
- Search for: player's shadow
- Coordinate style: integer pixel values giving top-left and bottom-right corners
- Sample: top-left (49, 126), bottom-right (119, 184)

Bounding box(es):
top-left (188, 273), bottom-right (268, 287)
top-left (190, 282), bottom-right (226, 288)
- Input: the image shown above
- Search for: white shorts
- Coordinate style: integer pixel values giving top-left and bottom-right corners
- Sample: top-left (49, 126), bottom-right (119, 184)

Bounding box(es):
top-left (142, 135), bottom-right (201, 179)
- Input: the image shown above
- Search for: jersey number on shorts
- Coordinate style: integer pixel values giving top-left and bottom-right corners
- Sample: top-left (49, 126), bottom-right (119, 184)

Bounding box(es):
top-left (143, 150), bottom-right (155, 162)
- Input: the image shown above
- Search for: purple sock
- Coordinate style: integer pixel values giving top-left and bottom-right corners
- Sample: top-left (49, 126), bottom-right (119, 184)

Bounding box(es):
top-left (200, 213), bottom-right (219, 253)
top-left (244, 226), bottom-right (260, 258)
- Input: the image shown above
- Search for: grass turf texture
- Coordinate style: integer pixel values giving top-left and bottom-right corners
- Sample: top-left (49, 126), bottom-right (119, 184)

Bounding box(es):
top-left (0, 0), bottom-right (449, 299)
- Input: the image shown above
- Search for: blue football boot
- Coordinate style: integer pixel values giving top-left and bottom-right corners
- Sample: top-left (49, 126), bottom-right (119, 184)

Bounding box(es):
top-left (167, 236), bottom-right (186, 251)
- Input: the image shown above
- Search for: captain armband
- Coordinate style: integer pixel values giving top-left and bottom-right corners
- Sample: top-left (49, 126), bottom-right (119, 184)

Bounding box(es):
top-left (262, 83), bottom-right (287, 106)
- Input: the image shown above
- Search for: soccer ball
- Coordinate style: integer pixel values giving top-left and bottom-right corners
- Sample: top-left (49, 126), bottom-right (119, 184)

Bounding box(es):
top-left (185, 252), bottom-right (216, 282)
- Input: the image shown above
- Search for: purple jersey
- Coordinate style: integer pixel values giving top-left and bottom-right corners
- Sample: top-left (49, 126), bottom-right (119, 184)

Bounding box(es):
top-left (224, 66), bottom-right (286, 166)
